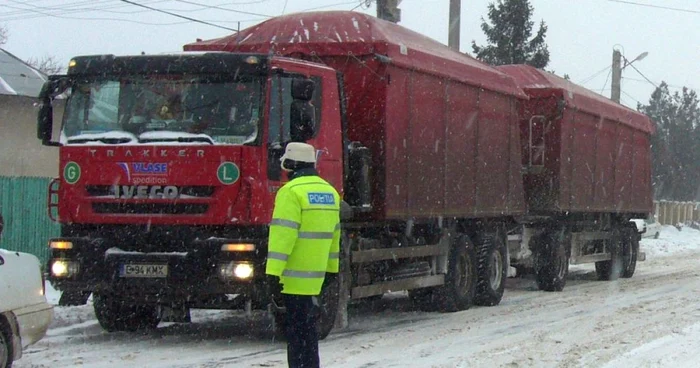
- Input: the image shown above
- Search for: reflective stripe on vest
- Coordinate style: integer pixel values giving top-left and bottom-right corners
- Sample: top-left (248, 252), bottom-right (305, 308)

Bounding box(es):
top-left (267, 251), bottom-right (289, 261)
top-left (282, 270), bottom-right (327, 278)
top-left (270, 218), bottom-right (300, 229)
top-left (298, 231), bottom-right (334, 239)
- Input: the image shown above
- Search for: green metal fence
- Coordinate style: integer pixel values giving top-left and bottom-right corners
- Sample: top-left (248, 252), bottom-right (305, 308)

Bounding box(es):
top-left (0, 176), bottom-right (60, 265)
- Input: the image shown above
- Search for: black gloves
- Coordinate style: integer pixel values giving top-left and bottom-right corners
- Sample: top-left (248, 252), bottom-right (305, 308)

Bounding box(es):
top-left (266, 275), bottom-right (283, 305)
top-left (323, 272), bottom-right (338, 288)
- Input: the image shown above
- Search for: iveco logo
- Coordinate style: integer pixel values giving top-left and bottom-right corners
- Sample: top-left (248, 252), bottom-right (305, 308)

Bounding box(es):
top-left (113, 185), bottom-right (180, 199)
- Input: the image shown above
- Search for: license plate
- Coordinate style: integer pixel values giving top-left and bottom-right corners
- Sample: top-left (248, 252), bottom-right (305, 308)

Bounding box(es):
top-left (120, 264), bottom-right (168, 278)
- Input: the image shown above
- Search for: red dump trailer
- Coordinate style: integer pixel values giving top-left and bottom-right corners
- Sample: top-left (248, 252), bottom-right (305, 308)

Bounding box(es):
top-left (498, 64), bottom-right (653, 284)
top-left (37, 11), bottom-right (652, 337)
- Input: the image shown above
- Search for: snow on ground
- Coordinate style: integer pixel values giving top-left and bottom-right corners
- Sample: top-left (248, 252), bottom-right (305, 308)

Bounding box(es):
top-left (16, 225), bottom-right (700, 367)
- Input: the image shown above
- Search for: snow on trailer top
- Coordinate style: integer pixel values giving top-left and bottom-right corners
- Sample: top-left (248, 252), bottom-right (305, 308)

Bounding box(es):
top-left (185, 10), bottom-right (528, 99)
top-left (498, 64), bottom-right (654, 134)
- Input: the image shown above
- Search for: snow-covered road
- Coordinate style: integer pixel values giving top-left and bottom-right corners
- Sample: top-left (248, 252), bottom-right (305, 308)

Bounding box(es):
top-left (16, 226), bottom-right (700, 367)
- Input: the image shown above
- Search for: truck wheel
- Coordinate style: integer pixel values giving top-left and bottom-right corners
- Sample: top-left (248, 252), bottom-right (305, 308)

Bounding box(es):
top-left (535, 230), bottom-right (570, 292)
top-left (621, 229), bottom-right (639, 278)
top-left (0, 322), bottom-right (12, 368)
top-left (435, 234), bottom-right (477, 312)
top-left (596, 232), bottom-right (623, 281)
top-left (474, 231), bottom-right (507, 306)
top-left (317, 275), bottom-right (340, 340)
top-left (94, 295), bottom-right (160, 332)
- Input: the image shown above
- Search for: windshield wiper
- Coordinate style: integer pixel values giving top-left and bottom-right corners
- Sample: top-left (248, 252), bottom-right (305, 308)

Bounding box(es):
top-left (67, 137), bottom-right (134, 144)
top-left (65, 131), bottom-right (137, 145)
top-left (138, 136), bottom-right (215, 145)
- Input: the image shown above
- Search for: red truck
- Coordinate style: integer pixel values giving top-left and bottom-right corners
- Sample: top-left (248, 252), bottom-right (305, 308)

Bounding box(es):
top-left (37, 11), bottom-right (653, 337)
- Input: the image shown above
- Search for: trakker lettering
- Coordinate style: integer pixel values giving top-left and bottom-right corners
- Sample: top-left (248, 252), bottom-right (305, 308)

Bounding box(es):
top-left (89, 149), bottom-right (205, 158)
top-left (113, 185), bottom-right (179, 199)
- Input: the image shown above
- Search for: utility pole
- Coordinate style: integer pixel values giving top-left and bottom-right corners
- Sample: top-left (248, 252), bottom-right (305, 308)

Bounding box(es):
top-left (611, 49), bottom-right (622, 103)
top-left (377, 0), bottom-right (401, 23)
top-left (448, 0), bottom-right (461, 51)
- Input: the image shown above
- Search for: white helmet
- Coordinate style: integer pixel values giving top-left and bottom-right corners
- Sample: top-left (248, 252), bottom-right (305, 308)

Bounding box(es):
top-left (280, 142), bottom-right (316, 171)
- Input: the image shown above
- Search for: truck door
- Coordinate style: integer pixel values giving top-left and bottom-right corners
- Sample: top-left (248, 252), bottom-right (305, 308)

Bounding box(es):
top-left (265, 67), bottom-right (343, 193)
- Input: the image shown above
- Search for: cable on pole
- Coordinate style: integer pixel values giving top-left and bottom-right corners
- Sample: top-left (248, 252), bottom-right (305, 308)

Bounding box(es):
top-left (118, 0), bottom-right (238, 31)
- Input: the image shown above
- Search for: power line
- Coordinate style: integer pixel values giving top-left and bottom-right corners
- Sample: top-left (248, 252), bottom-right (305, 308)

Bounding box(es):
top-left (621, 90), bottom-right (642, 105)
top-left (0, 1), bottom-right (188, 25)
top-left (302, 1), bottom-right (364, 12)
top-left (170, 0), bottom-right (273, 18)
top-left (118, 0), bottom-right (238, 31)
top-left (624, 77), bottom-right (699, 93)
top-left (607, 0), bottom-right (700, 15)
top-left (579, 65), bottom-right (611, 85)
top-left (627, 62), bottom-right (659, 89)
top-left (0, 0), bottom-right (169, 21)
top-left (600, 68), bottom-right (612, 95)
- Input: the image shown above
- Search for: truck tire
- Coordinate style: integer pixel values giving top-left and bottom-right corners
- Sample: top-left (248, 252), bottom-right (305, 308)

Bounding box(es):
top-left (93, 295), bottom-right (160, 332)
top-left (535, 230), bottom-right (570, 292)
top-left (474, 231), bottom-right (507, 306)
top-left (621, 229), bottom-right (639, 278)
top-left (596, 231), bottom-right (623, 281)
top-left (317, 275), bottom-right (340, 340)
top-left (435, 234), bottom-right (478, 312)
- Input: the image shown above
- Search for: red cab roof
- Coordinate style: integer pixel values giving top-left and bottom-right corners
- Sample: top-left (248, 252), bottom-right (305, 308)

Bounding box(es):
top-left (498, 64), bottom-right (654, 134)
top-left (185, 11), bottom-right (527, 99)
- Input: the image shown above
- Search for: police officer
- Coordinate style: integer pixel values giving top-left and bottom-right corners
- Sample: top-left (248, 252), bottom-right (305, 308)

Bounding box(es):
top-left (266, 142), bottom-right (341, 368)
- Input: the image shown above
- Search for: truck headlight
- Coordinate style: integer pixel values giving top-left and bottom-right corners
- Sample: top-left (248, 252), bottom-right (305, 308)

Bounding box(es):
top-left (51, 259), bottom-right (80, 277)
top-left (218, 262), bottom-right (254, 280)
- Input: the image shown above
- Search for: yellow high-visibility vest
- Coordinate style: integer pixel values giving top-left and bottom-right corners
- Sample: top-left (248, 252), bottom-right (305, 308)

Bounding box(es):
top-left (265, 175), bottom-right (341, 295)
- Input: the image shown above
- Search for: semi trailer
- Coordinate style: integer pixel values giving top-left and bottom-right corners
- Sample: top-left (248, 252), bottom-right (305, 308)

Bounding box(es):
top-left (37, 11), bottom-right (653, 337)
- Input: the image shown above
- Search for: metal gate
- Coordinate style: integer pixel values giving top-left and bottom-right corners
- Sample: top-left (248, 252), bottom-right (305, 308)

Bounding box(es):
top-left (0, 176), bottom-right (59, 265)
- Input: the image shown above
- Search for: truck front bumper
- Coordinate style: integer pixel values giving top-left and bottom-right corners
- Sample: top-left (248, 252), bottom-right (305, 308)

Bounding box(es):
top-left (47, 237), bottom-right (270, 307)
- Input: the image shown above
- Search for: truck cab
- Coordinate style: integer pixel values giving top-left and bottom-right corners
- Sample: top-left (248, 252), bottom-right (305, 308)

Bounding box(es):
top-left (37, 52), bottom-right (355, 336)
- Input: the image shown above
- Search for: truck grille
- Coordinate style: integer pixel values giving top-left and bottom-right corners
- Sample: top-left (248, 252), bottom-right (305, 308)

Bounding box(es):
top-left (92, 203), bottom-right (209, 215)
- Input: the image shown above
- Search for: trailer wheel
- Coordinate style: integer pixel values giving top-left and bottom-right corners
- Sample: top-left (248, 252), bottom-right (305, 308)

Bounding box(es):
top-left (621, 229), bottom-right (639, 278)
top-left (474, 231), bottom-right (507, 306)
top-left (596, 231), bottom-right (623, 281)
top-left (94, 295), bottom-right (160, 332)
top-left (435, 234), bottom-right (477, 312)
top-left (535, 230), bottom-right (570, 292)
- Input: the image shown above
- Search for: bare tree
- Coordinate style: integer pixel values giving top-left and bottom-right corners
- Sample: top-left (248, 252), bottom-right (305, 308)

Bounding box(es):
top-left (26, 55), bottom-right (64, 75)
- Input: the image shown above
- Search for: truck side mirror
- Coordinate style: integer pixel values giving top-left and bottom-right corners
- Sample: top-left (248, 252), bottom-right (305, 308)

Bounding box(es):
top-left (37, 81), bottom-right (54, 144)
top-left (37, 77), bottom-right (68, 146)
top-left (289, 78), bottom-right (316, 142)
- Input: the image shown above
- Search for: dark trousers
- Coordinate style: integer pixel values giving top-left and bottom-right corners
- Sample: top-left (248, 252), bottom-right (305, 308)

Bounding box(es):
top-left (283, 294), bottom-right (319, 368)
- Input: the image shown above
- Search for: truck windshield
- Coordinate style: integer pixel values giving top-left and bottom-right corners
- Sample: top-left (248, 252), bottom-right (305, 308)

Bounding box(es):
top-left (61, 75), bottom-right (264, 145)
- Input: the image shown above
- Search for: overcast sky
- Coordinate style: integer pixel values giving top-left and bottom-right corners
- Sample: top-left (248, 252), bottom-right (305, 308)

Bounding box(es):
top-left (1, 0), bottom-right (698, 109)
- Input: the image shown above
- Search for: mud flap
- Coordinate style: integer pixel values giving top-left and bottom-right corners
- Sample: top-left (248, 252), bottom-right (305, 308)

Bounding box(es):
top-left (161, 304), bottom-right (191, 323)
top-left (58, 290), bottom-right (91, 306)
